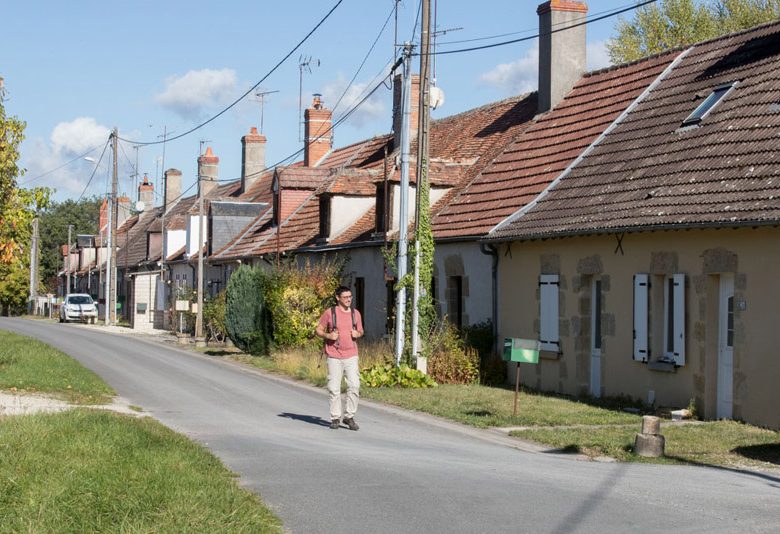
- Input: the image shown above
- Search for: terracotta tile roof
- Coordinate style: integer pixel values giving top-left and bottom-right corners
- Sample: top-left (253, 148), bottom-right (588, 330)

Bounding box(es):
top-left (435, 50), bottom-right (680, 240)
top-left (276, 166), bottom-right (331, 189)
top-left (490, 21), bottom-right (780, 241)
top-left (322, 169), bottom-right (380, 195)
top-left (115, 207), bottom-right (163, 268)
top-left (329, 206), bottom-right (377, 245)
top-left (166, 246), bottom-right (186, 262)
top-left (320, 135), bottom-right (393, 170)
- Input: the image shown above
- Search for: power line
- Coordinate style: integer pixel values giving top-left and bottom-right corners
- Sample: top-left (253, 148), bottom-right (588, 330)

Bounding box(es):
top-left (435, 1), bottom-right (643, 46)
top-left (330, 3), bottom-right (396, 118)
top-left (420, 0), bottom-right (657, 56)
top-left (76, 139), bottom-right (111, 203)
top-left (20, 144), bottom-right (104, 185)
top-left (118, 0), bottom-right (344, 147)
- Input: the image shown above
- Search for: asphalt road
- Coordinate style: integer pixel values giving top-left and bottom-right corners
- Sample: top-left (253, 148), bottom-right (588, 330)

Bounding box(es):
top-left (2, 318), bottom-right (779, 534)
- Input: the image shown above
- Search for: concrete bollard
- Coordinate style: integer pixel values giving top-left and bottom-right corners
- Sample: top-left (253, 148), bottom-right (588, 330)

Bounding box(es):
top-left (634, 415), bottom-right (665, 457)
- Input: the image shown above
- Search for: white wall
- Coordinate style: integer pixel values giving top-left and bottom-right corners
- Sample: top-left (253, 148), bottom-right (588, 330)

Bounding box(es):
top-left (166, 229), bottom-right (186, 258)
top-left (391, 184), bottom-right (450, 232)
top-left (330, 196), bottom-right (374, 240)
top-left (132, 272), bottom-right (160, 332)
top-left (186, 215), bottom-right (208, 256)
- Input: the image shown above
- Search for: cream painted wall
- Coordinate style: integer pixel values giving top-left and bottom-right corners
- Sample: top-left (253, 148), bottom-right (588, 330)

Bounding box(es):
top-left (132, 272), bottom-right (159, 332)
top-left (433, 242), bottom-right (494, 327)
top-left (186, 215), bottom-right (208, 256)
top-left (497, 228), bottom-right (780, 429)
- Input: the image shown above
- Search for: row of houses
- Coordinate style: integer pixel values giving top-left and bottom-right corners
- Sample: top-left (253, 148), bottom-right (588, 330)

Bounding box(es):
top-left (61, 1), bottom-right (780, 429)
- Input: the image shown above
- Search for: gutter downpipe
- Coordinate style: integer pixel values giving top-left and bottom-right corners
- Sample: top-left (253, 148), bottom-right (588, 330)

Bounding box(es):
top-left (480, 242), bottom-right (499, 357)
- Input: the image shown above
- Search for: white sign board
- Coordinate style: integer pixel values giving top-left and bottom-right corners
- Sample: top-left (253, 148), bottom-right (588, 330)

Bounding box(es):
top-left (175, 300), bottom-right (190, 312)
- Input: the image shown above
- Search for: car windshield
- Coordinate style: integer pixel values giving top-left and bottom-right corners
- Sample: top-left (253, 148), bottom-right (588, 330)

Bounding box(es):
top-left (68, 296), bottom-right (93, 305)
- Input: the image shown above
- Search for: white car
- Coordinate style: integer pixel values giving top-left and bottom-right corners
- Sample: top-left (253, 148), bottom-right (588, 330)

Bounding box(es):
top-left (60, 294), bottom-right (98, 324)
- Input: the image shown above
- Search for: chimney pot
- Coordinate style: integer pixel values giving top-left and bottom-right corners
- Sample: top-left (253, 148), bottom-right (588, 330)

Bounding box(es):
top-left (304, 96), bottom-right (332, 167)
top-left (242, 127), bottom-right (267, 194)
top-left (198, 147), bottom-right (219, 197)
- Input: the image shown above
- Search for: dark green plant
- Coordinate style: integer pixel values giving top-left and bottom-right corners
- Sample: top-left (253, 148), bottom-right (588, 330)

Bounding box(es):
top-left (360, 362), bottom-right (437, 388)
top-left (462, 319), bottom-right (505, 385)
top-left (225, 265), bottom-right (270, 355)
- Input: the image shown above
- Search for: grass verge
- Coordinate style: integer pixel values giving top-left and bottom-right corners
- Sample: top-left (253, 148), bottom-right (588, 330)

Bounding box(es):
top-left (0, 329), bottom-right (114, 404)
top-left (511, 420), bottom-right (780, 470)
top-left (0, 410), bottom-right (282, 532)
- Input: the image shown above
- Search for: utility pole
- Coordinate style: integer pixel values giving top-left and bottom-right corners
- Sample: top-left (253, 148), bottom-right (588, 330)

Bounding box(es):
top-left (104, 191), bottom-right (112, 324)
top-left (109, 128), bottom-right (118, 325)
top-left (29, 218), bottom-right (39, 314)
top-left (195, 166), bottom-right (205, 343)
top-left (411, 0), bottom-right (432, 366)
top-left (394, 43), bottom-right (414, 366)
top-left (66, 224), bottom-right (73, 296)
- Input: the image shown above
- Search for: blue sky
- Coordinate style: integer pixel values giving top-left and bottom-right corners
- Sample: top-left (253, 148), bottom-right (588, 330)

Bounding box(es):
top-left (4, 1), bottom-right (637, 203)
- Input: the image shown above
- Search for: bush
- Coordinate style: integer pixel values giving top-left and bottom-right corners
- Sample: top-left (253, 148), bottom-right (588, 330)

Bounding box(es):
top-left (225, 266), bottom-right (270, 355)
top-left (360, 363), bottom-right (437, 388)
top-left (203, 291), bottom-right (227, 343)
top-left (263, 259), bottom-right (341, 349)
top-left (426, 321), bottom-right (480, 385)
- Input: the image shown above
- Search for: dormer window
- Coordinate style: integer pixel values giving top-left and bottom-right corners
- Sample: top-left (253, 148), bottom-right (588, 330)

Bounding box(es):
top-left (681, 82), bottom-right (737, 126)
top-left (319, 194), bottom-right (331, 241)
top-left (375, 183), bottom-right (389, 234)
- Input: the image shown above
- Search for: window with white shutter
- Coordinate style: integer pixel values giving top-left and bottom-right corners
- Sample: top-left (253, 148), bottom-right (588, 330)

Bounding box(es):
top-left (539, 274), bottom-right (559, 352)
top-left (663, 273), bottom-right (686, 366)
top-left (633, 274), bottom-right (649, 362)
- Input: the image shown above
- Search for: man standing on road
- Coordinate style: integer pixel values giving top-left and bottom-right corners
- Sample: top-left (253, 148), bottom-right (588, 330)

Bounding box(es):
top-left (316, 285), bottom-right (363, 431)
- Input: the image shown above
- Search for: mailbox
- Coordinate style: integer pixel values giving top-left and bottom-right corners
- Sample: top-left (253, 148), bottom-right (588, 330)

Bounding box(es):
top-left (136, 303), bottom-right (147, 314)
top-left (502, 338), bottom-right (540, 364)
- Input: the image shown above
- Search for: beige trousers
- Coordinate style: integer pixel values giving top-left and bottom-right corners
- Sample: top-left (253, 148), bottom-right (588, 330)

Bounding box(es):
top-left (327, 356), bottom-right (360, 420)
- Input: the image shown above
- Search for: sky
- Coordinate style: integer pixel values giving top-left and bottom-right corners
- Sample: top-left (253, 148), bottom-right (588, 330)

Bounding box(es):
top-left (3, 0), bottom-right (639, 204)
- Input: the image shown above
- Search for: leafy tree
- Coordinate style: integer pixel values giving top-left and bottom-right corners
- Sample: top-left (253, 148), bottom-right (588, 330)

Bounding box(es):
top-left (38, 197), bottom-right (102, 290)
top-left (608, 0), bottom-right (780, 64)
top-left (0, 86), bottom-right (51, 312)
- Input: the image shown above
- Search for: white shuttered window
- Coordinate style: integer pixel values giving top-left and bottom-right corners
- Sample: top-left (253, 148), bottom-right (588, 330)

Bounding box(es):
top-left (633, 274), bottom-right (649, 362)
top-left (664, 273), bottom-right (686, 366)
top-left (539, 274), bottom-right (560, 352)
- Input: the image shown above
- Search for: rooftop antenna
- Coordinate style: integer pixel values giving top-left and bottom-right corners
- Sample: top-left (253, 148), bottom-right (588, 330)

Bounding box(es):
top-left (253, 89), bottom-right (279, 135)
top-left (298, 55), bottom-right (320, 142)
top-left (432, 24), bottom-right (462, 83)
top-left (199, 139), bottom-right (212, 157)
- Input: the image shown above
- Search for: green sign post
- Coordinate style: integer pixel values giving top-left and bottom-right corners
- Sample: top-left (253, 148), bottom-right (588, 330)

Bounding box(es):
top-left (502, 338), bottom-right (540, 416)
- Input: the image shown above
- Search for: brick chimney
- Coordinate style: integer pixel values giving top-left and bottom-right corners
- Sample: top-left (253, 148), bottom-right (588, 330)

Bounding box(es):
top-left (537, 1), bottom-right (588, 113)
top-left (99, 197), bottom-right (109, 237)
top-left (138, 174), bottom-right (154, 207)
top-left (164, 168), bottom-right (182, 212)
top-left (198, 147), bottom-right (219, 197)
top-left (304, 94), bottom-right (332, 167)
top-left (117, 195), bottom-right (132, 227)
top-left (392, 74), bottom-right (420, 148)
top-left (241, 127), bottom-right (266, 194)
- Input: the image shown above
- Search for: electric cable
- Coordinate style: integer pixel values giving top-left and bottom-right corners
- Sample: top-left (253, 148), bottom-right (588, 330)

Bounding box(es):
top-left (118, 0), bottom-right (344, 147)
top-left (435, 1), bottom-right (644, 46)
top-left (20, 143), bottom-right (105, 185)
top-left (419, 0), bottom-right (657, 56)
top-left (75, 139), bottom-right (111, 203)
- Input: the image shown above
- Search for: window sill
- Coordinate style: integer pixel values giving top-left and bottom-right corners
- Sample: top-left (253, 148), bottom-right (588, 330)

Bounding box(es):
top-left (647, 361), bottom-right (676, 373)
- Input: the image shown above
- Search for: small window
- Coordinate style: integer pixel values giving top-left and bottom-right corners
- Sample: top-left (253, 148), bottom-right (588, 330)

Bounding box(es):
top-left (447, 276), bottom-right (463, 329)
top-left (319, 195), bottom-right (331, 240)
top-left (682, 82), bottom-right (737, 126)
top-left (354, 277), bottom-right (365, 318)
top-left (375, 184), bottom-right (387, 234)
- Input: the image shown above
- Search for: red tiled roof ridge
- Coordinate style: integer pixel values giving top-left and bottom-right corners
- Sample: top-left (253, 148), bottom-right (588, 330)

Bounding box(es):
top-left (431, 92), bottom-right (534, 126)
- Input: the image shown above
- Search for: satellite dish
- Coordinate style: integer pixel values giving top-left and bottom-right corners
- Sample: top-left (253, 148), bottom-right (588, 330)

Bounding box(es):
top-left (135, 200), bottom-right (145, 212)
top-left (430, 86), bottom-right (445, 110)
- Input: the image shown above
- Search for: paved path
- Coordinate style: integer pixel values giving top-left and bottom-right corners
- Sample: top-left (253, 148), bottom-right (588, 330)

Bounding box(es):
top-left (2, 318), bottom-right (779, 534)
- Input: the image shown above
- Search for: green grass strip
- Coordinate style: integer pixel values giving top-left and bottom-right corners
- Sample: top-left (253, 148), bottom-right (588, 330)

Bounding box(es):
top-left (362, 384), bottom-right (641, 427)
top-left (0, 410), bottom-right (282, 533)
top-left (511, 421), bottom-right (780, 468)
top-left (0, 329), bottom-right (114, 404)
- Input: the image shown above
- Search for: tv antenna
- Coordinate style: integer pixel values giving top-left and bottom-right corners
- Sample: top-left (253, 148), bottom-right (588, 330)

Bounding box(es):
top-left (298, 55), bottom-right (320, 142)
top-left (253, 89), bottom-right (279, 135)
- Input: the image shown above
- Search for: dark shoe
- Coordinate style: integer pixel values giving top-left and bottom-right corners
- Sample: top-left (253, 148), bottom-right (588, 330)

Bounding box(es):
top-left (330, 419), bottom-right (340, 430)
top-left (342, 417), bottom-right (359, 431)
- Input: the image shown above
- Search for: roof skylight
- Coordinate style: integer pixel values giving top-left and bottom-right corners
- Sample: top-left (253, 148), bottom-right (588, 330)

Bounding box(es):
top-left (682, 82), bottom-right (737, 126)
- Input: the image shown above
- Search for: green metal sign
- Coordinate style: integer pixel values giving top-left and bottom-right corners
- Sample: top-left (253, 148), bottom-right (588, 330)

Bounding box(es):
top-left (502, 338), bottom-right (540, 364)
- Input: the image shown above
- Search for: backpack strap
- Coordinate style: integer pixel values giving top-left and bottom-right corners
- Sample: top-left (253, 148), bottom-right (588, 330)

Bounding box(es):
top-left (330, 306), bottom-right (337, 331)
top-left (351, 307), bottom-right (357, 330)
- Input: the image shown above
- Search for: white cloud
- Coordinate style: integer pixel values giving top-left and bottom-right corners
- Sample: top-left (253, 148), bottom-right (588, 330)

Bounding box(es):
top-left (155, 68), bottom-right (237, 119)
top-left (20, 117), bottom-right (124, 199)
top-left (321, 75), bottom-right (386, 128)
top-left (479, 41), bottom-right (539, 96)
top-left (50, 117), bottom-right (111, 155)
top-left (587, 40), bottom-right (612, 71)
